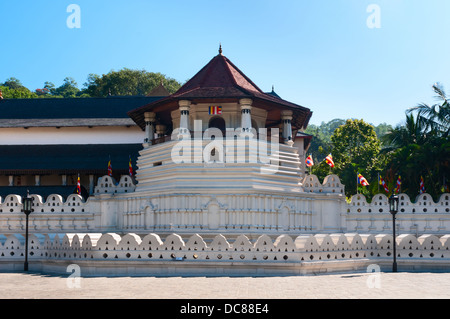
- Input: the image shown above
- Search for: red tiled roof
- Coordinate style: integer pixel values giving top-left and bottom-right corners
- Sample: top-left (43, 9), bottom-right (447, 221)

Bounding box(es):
top-left (128, 53), bottom-right (312, 130)
top-left (172, 53), bottom-right (264, 98)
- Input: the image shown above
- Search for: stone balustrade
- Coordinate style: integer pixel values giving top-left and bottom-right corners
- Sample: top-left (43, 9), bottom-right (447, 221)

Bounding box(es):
top-left (2, 232), bottom-right (450, 276)
top-left (0, 174), bottom-right (449, 236)
top-left (94, 175), bottom-right (136, 195)
top-left (346, 192), bottom-right (450, 234)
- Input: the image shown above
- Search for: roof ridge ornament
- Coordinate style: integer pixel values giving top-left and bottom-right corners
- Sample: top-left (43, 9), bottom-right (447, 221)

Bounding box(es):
top-left (218, 43), bottom-right (223, 55)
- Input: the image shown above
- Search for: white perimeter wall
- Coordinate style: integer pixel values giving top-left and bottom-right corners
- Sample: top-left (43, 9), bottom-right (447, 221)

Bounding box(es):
top-left (0, 126), bottom-right (145, 145)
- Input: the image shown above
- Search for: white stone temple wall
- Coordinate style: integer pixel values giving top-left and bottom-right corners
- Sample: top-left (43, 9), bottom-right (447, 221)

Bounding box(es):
top-left (0, 174), bottom-right (448, 236)
top-left (2, 232), bottom-right (450, 276)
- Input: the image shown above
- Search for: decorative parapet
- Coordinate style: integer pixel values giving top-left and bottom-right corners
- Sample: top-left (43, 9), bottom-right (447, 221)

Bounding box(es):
top-left (0, 193), bottom-right (93, 233)
top-left (94, 175), bottom-right (136, 195)
top-left (301, 174), bottom-right (345, 195)
top-left (347, 193), bottom-right (450, 214)
top-left (2, 232), bottom-right (450, 276)
top-left (346, 193), bottom-right (450, 234)
top-left (0, 193), bottom-right (87, 215)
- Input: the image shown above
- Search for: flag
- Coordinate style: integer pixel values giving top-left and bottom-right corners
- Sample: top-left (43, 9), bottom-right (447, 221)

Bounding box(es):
top-left (305, 155), bottom-right (314, 167)
top-left (107, 159), bottom-right (112, 176)
top-left (76, 174), bottom-right (81, 195)
top-left (420, 176), bottom-right (426, 194)
top-left (379, 176), bottom-right (389, 193)
top-left (358, 173), bottom-right (370, 186)
top-left (394, 176), bottom-right (402, 194)
top-left (128, 157), bottom-right (133, 176)
top-left (209, 105), bottom-right (222, 115)
top-left (325, 154), bottom-right (334, 168)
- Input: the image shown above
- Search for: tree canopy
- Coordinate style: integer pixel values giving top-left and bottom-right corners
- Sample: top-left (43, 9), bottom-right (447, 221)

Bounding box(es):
top-left (83, 68), bottom-right (181, 97)
top-left (306, 83), bottom-right (449, 201)
top-left (0, 68), bottom-right (182, 99)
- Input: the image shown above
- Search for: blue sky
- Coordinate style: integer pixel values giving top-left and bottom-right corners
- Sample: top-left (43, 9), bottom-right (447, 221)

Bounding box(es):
top-left (1, 0), bottom-right (450, 127)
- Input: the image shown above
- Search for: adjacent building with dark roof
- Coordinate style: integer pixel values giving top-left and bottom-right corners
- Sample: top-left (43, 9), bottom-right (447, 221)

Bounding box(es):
top-left (0, 95), bottom-right (166, 198)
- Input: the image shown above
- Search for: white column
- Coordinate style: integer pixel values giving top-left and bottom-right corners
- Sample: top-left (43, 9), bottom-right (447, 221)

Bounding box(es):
top-left (178, 100), bottom-right (191, 138)
top-left (61, 174), bottom-right (67, 186)
top-left (89, 174), bottom-right (94, 195)
top-left (239, 98), bottom-right (253, 137)
top-left (8, 175), bottom-right (14, 186)
top-left (144, 112), bottom-right (156, 145)
top-left (281, 110), bottom-right (294, 146)
top-left (35, 175), bottom-right (41, 186)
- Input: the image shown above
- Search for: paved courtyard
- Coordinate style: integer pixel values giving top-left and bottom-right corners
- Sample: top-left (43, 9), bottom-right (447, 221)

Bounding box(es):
top-left (1, 271), bottom-right (450, 299)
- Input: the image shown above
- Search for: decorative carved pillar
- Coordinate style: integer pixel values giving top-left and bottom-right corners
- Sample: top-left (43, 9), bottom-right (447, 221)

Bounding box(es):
top-left (35, 175), bottom-right (41, 186)
top-left (281, 110), bottom-right (294, 146)
top-left (239, 98), bottom-right (253, 137)
top-left (155, 124), bottom-right (166, 139)
top-left (178, 100), bottom-right (191, 138)
top-left (8, 175), bottom-right (14, 186)
top-left (144, 112), bottom-right (156, 144)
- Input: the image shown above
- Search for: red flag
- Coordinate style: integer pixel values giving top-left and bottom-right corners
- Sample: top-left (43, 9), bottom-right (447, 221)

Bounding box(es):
top-left (394, 176), bottom-right (402, 194)
top-left (325, 154), bottom-right (334, 168)
top-left (129, 157), bottom-right (133, 176)
top-left (420, 176), bottom-right (426, 194)
top-left (76, 174), bottom-right (81, 194)
top-left (209, 105), bottom-right (222, 115)
top-left (379, 176), bottom-right (389, 193)
top-left (358, 173), bottom-right (369, 186)
top-left (107, 159), bottom-right (112, 176)
top-left (305, 155), bottom-right (314, 167)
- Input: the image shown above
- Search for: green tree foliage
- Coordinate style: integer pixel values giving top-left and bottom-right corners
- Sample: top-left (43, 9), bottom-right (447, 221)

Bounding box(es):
top-left (3, 77), bottom-right (25, 90)
top-left (304, 119), bottom-right (345, 164)
top-left (383, 83), bottom-right (450, 200)
top-left (1, 77), bottom-right (38, 98)
top-left (306, 119), bottom-right (392, 197)
top-left (330, 119), bottom-right (381, 197)
top-left (83, 68), bottom-right (181, 97)
top-left (0, 85), bottom-right (38, 98)
top-left (54, 77), bottom-right (80, 98)
top-left (407, 82), bottom-right (450, 137)
top-left (1, 69), bottom-right (182, 99)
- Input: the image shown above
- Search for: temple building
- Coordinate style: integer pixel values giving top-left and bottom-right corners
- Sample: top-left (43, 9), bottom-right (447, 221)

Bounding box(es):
top-left (0, 47), bottom-right (448, 239)
top-left (2, 48), bottom-right (450, 277)
top-left (0, 46), bottom-right (358, 240)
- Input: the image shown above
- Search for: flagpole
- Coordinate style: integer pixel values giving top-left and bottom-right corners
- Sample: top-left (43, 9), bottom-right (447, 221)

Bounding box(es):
top-left (377, 173), bottom-right (380, 193)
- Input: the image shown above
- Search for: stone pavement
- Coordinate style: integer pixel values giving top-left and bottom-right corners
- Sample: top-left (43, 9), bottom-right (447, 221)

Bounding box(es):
top-left (1, 271), bottom-right (450, 299)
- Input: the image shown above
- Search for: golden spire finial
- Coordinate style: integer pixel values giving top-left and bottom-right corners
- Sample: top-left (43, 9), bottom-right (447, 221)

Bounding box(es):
top-left (219, 43), bottom-right (223, 55)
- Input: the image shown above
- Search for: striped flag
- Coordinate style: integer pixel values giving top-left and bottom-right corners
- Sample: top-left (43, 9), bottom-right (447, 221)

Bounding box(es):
top-left (107, 159), bottom-right (112, 176)
top-left (379, 176), bottom-right (389, 193)
top-left (358, 173), bottom-right (370, 186)
top-left (420, 176), bottom-right (426, 194)
top-left (325, 154), bottom-right (334, 168)
top-left (209, 105), bottom-right (222, 115)
top-left (129, 157), bottom-right (133, 176)
top-left (305, 155), bottom-right (314, 167)
top-left (394, 176), bottom-right (402, 194)
top-left (76, 174), bottom-right (81, 195)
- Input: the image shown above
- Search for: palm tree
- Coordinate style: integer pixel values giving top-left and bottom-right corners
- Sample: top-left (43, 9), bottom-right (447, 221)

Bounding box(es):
top-left (381, 113), bottom-right (426, 149)
top-left (407, 82), bottom-right (450, 137)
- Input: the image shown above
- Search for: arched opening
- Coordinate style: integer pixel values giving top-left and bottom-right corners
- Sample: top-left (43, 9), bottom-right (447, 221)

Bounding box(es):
top-left (208, 116), bottom-right (226, 132)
